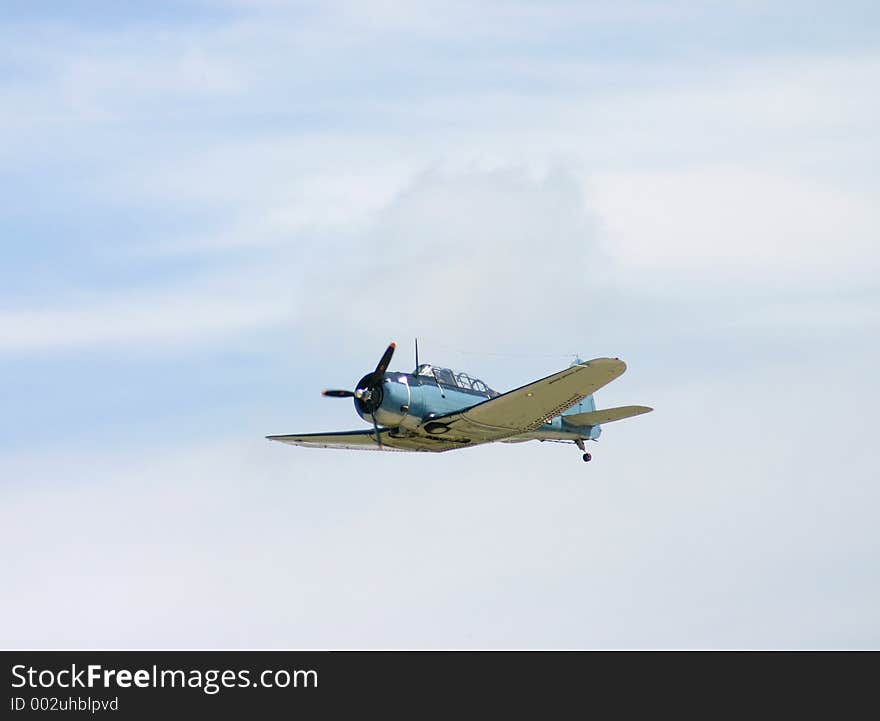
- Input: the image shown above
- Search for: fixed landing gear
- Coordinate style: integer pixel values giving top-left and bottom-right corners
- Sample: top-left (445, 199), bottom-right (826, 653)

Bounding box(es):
top-left (575, 438), bottom-right (592, 463)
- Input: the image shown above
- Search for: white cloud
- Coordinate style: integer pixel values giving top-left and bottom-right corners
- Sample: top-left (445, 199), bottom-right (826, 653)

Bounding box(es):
top-left (297, 166), bottom-right (603, 351)
top-left (0, 281), bottom-right (295, 353)
top-left (131, 158), bottom-right (412, 254)
top-left (6, 160), bottom-right (875, 356)
top-left (1, 351), bottom-right (877, 648)
top-left (2, 164), bottom-right (598, 354)
top-left (590, 167), bottom-right (880, 282)
top-left (725, 296), bottom-right (880, 333)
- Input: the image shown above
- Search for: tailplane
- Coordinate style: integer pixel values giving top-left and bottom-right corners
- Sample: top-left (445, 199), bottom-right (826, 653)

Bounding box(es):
top-left (563, 405), bottom-right (653, 427)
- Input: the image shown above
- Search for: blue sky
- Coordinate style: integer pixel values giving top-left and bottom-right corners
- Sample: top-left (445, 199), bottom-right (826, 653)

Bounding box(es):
top-left (1, 1), bottom-right (879, 648)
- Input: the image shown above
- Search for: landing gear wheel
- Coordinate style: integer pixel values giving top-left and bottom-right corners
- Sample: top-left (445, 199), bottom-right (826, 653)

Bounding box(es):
top-left (582, 452), bottom-right (592, 463)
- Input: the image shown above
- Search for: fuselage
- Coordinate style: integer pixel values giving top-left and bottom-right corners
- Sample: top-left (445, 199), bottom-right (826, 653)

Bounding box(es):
top-left (357, 370), bottom-right (600, 441)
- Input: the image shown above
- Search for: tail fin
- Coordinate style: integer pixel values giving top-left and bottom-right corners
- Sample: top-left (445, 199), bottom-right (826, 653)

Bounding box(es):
top-left (561, 356), bottom-right (652, 430)
top-left (564, 393), bottom-right (596, 417)
top-left (565, 357), bottom-right (597, 416)
top-left (561, 393), bottom-right (600, 439)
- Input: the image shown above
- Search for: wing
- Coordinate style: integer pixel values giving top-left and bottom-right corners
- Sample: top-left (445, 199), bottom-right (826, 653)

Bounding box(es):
top-left (563, 405), bottom-right (653, 427)
top-left (421, 357), bottom-right (627, 445)
top-left (266, 429), bottom-right (401, 451)
top-left (266, 429), bottom-right (465, 453)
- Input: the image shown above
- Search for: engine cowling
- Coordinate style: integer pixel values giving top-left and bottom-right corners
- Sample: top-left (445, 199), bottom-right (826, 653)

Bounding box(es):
top-left (354, 374), bottom-right (414, 429)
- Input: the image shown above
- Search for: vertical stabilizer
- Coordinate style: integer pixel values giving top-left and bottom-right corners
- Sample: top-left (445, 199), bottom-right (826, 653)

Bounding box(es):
top-left (564, 357), bottom-right (596, 417)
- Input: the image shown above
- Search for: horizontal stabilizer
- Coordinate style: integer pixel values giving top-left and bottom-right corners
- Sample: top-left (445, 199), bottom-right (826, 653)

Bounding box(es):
top-left (564, 405), bottom-right (653, 427)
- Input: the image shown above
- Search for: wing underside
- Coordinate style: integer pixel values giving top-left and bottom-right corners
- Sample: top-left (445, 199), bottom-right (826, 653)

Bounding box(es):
top-left (418, 358), bottom-right (627, 447)
top-left (266, 429), bottom-right (464, 452)
top-left (266, 429), bottom-right (394, 451)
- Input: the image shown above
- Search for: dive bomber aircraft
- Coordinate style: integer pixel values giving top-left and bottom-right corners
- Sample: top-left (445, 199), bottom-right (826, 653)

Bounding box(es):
top-left (267, 341), bottom-right (652, 462)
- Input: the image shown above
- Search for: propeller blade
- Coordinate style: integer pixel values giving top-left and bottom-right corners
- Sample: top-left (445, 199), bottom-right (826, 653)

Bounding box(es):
top-left (322, 389), bottom-right (355, 398)
top-left (370, 342), bottom-right (396, 383)
top-left (371, 413), bottom-right (383, 449)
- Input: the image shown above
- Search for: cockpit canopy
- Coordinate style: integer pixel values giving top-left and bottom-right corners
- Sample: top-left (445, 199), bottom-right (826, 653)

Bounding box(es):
top-left (416, 364), bottom-right (499, 397)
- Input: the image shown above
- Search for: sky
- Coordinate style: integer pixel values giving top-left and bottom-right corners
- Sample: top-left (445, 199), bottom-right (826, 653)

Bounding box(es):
top-left (1, 0), bottom-right (878, 649)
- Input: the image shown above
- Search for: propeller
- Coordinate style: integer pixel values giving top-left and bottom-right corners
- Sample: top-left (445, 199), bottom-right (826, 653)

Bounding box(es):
top-left (321, 342), bottom-right (396, 448)
top-left (370, 414), bottom-right (382, 449)
top-left (321, 389), bottom-right (355, 398)
top-left (372, 342), bottom-right (396, 383)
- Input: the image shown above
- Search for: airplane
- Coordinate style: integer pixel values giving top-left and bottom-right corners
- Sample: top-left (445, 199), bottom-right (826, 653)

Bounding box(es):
top-left (266, 341), bottom-right (652, 463)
